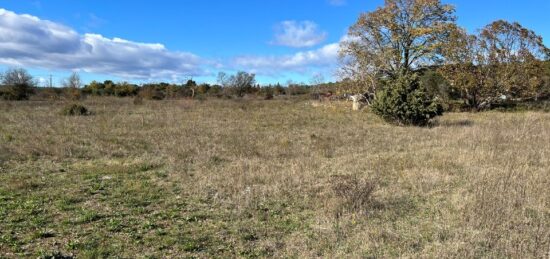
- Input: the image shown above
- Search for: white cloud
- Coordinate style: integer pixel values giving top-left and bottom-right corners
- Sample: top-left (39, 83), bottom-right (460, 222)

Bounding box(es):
top-left (233, 34), bottom-right (355, 77)
top-left (0, 8), bottom-right (208, 80)
top-left (272, 20), bottom-right (327, 48)
top-left (0, 8), bottom-right (343, 83)
top-left (234, 42), bottom-right (339, 75)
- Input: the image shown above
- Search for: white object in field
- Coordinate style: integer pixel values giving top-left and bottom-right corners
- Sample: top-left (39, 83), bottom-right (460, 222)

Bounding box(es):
top-left (352, 101), bottom-right (363, 111)
top-left (350, 94), bottom-right (365, 111)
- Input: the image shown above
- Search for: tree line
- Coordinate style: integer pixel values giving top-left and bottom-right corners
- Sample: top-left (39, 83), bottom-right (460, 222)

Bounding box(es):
top-left (1, 0), bottom-right (549, 126)
top-left (339, 0), bottom-right (550, 125)
top-left (0, 69), bottom-right (329, 101)
top-left (1, 62), bottom-right (549, 109)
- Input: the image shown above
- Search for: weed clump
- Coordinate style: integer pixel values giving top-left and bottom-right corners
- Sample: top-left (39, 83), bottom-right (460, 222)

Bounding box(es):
top-left (330, 175), bottom-right (377, 217)
top-left (61, 103), bottom-right (90, 116)
top-left (133, 95), bottom-right (144, 105)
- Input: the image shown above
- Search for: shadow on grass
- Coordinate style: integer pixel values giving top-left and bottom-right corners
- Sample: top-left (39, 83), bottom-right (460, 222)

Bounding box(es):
top-left (368, 195), bottom-right (420, 220)
top-left (433, 120), bottom-right (474, 128)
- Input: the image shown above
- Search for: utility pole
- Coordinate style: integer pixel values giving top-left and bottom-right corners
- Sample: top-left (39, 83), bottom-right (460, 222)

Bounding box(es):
top-left (49, 74), bottom-right (52, 88)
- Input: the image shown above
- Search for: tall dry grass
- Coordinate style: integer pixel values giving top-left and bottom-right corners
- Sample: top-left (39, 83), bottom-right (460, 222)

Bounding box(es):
top-left (0, 97), bottom-right (548, 257)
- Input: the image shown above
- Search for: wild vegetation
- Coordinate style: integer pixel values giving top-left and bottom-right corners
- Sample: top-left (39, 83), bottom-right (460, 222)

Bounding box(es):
top-left (0, 98), bottom-right (549, 257)
top-left (5, 1), bottom-right (546, 122)
top-left (339, 0), bottom-right (549, 124)
top-left (0, 68), bottom-right (35, 101)
top-left (1, 0), bottom-right (550, 257)
top-left (371, 72), bottom-right (443, 126)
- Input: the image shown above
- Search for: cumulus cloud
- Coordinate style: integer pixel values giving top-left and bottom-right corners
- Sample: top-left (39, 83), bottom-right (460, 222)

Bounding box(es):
top-left (0, 8), bottom-right (343, 82)
top-left (0, 8), bottom-right (207, 80)
top-left (234, 42), bottom-right (339, 75)
top-left (272, 21), bottom-right (327, 48)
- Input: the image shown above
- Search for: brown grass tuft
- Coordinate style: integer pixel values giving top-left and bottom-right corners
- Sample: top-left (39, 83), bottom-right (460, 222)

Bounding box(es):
top-left (330, 174), bottom-right (377, 218)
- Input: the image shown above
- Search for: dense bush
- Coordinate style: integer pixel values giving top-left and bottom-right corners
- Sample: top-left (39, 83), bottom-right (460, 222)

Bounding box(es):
top-left (207, 85), bottom-right (223, 96)
top-left (140, 86), bottom-right (166, 100)
top-left (61, 103), bottom-right (90, 116)
top-left (0, 84), bottom-right (34, 100)
top-left (371, 72), bottom-right (443, 126)
top-left (0, 68), bottom-right (35, 100)
top-left (83, 80), bottom-right (138, 97)
top-left (419, 69), bottom-right (459, 101)
top-left (286, 84), bottom-right (310, 96)
top-left (196, 84), bottom-right (211, 95)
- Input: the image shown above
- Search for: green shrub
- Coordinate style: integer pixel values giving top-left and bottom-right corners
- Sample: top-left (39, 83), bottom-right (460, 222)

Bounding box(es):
top-left (371, 72), bottom-right (443, 126)
top-left (61, 104), bottom-right (90, 116)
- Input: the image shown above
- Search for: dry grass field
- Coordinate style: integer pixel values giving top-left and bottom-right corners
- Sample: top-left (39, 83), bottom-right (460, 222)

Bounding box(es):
top-left (0, 97), bottom-right (549, 258)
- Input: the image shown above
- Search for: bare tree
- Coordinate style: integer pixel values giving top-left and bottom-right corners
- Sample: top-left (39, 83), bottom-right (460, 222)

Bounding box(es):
top-left (2, 68), bottom-right (35, 86)
top-left (63, 72), bottom-right (82, 89)
top-left (218, 71), bottom-right (256, 97)
top-left (217, 72), bottom-right (230, 87)
top-left (309, 74), bottom-right (325, 86)
top-left (62, 72), bottom-right (83, 100)
top-left (0, 68), bottom-right (35, 100)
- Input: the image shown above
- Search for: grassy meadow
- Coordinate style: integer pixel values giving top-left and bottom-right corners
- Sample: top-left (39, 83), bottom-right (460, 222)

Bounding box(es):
top-left (0, 98), bottom-right (549, 258)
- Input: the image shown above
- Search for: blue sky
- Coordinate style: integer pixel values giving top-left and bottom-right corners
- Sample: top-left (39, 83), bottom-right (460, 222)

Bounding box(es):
top-left (0, 0), bottom-right (549, 85)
